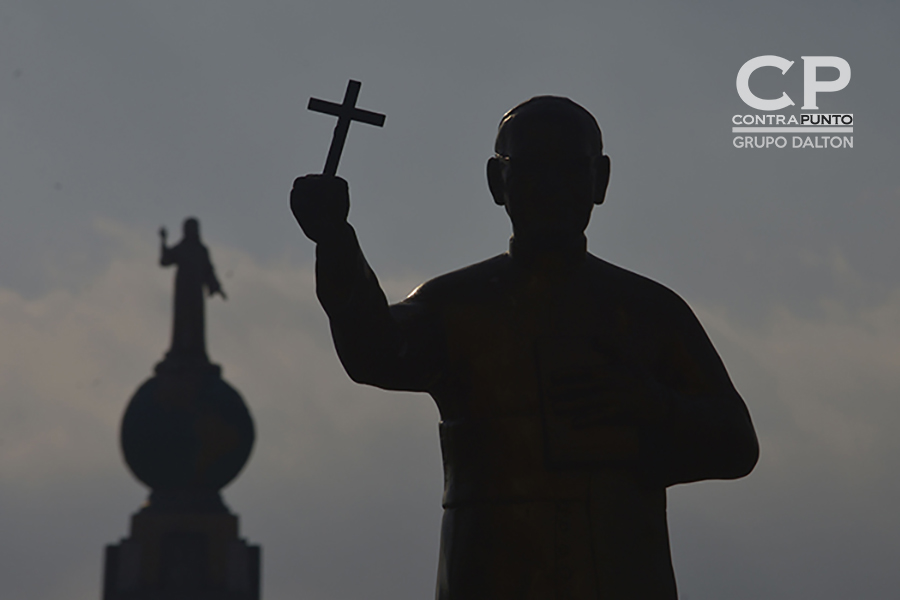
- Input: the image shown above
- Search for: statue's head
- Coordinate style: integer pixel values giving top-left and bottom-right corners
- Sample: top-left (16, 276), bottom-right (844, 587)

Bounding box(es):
top-left (183, 217), bottom-right (200, 241)
top-left (487, 96), bottom-right (610, 245)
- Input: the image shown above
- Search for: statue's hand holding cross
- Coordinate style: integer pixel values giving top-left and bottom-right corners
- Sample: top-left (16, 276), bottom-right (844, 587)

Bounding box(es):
top-left (291, 80), bottom-right (385, 244)
top-left (290, 175), bottom-right (350, 244)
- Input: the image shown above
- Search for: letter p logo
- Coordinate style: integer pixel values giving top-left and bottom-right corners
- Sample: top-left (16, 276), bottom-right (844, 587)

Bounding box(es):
top-left (801, 56), bottom-right (851, 110)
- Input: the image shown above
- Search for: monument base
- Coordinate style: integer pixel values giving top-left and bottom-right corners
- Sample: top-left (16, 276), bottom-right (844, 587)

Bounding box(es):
top-left (103, 493), bottom-right (260, 600)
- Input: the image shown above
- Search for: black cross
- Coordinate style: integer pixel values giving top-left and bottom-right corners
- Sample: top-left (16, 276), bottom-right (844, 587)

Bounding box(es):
top-left (308, 80), bottom-right (386, 176)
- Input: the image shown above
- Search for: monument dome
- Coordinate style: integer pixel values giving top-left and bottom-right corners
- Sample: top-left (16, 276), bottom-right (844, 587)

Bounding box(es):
top-left (122, 363), bottom-right (254, 493)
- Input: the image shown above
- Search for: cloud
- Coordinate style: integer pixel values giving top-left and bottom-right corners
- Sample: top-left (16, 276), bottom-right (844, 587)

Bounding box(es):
top-left (669, 296), bottom-right (900, 599)
top-left (698, 292), bottom-right (900, 477)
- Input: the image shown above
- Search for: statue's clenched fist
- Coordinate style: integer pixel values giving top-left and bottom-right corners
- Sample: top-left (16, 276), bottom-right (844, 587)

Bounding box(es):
top-left (290, 175), bottom-right (351, 243)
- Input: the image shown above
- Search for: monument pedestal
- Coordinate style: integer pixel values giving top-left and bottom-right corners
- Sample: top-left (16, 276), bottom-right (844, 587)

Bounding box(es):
top-left (103, 493), bottom-right (259, 600)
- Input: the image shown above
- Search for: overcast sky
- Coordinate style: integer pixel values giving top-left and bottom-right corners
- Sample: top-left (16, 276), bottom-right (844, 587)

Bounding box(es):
top-left (1, 1), bottom-right (899, 599)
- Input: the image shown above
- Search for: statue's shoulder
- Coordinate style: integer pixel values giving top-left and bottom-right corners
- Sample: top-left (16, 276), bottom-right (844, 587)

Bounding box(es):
top-left (404, 253), bottom-right (511, 304)
top-left (584, 253), bottom-right (693, 316)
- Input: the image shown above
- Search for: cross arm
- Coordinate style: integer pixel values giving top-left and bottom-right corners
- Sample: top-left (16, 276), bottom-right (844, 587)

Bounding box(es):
top-left (307, 79), bottom-right (386, 176)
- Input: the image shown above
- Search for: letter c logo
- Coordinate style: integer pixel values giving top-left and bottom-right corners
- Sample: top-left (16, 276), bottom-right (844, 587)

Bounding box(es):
top-left (736, 56), bottom-right (795, 111)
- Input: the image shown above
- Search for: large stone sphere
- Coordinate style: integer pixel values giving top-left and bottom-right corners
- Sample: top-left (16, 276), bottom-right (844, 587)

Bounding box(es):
top-left (121, 365), bottom-right (255, 491)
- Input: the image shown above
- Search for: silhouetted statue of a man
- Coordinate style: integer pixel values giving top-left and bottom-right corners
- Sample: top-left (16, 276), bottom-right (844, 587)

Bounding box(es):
top-left (159, 217), bottom-right (226, 363)
top-left (290, 96), bottom-right (759, 599)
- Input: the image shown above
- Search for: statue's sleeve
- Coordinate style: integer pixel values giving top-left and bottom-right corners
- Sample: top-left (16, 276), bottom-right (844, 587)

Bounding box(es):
top-left (160, 242), bottom-right (180, 266)
top-left (653, 295), bottom-right (759, 487)
top-left (202, 247), bottom-right (224, 294)
top-left (314, 223), bottom-right (444, 393)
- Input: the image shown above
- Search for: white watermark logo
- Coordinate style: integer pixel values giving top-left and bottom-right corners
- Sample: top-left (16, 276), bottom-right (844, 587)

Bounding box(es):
top-left (732, 55), bottom-right (853, 149)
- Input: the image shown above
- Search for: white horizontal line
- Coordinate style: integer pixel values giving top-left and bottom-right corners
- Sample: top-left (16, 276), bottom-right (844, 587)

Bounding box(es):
top-left (731, 127), bottom-right (853, 133)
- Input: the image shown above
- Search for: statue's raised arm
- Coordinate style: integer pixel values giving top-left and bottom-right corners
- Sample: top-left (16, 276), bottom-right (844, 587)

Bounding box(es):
top-left (290, 175), bottom-right (444, 392)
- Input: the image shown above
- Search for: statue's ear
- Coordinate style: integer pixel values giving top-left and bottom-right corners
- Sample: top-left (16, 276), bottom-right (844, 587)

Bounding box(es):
top-left (487, 157), bottom-right (506, 206)
top-left (593, 155), bottom-right (611, 206)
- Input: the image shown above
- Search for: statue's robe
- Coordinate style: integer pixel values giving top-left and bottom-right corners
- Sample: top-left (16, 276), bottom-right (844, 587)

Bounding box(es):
top-left (316, 225), bottom-right (758, 600)
top-left (161, 238), bottom-right (221, 361)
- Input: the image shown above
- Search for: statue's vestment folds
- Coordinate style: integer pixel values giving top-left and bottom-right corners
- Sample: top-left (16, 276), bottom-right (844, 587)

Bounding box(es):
top-left (315, 225), bottom-right (758, 599)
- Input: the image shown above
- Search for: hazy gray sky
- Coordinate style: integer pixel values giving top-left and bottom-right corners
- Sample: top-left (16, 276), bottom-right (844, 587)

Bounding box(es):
top-left (1, 1), bottom-right (898, 599)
